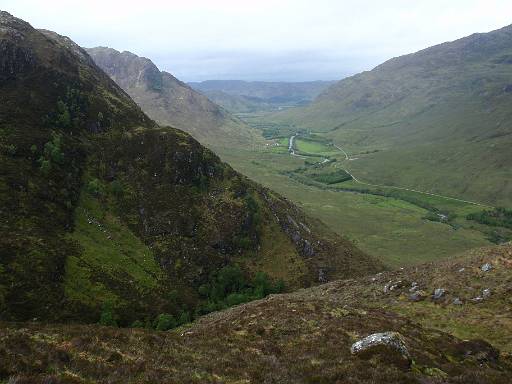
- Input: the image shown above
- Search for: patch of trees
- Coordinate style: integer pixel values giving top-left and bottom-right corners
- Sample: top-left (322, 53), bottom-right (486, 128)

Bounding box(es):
top-left (196, 265), bottom-right (284, 316)
top-left (44, 87), bottom-right (87, 131)
top-left (467, 207), bottom-right (512, 229)
top-left (99, 303), bottom-right (191, 331)
top-left (37, 132), bottom-right (64, 174)
top-left (308, 169), bottom-right (352, 185)
top-left (98, 266), bottom-right (284, 331)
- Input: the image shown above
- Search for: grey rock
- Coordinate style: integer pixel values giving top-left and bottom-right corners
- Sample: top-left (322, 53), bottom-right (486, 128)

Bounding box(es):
top-left (453, 297), bottom-right (463, 305)
top-left (351, 331), bottom-right (410, 360)
top-left (384, 280), bottom-right (403, 293)
top-left (409, 283), bottom-right (419, 293)
top-left (409, 290), bottom-right (427, 302)
top-left (481, 263), bottom-right (493, 272)
top-left (303, 239), bottom-right (315, 257)
top-left (482, 288), bottom-right (492, 298)
top-left (318, 268), bottom-right (327, 283)
top-left (433, 288), bottom-right (446, 300)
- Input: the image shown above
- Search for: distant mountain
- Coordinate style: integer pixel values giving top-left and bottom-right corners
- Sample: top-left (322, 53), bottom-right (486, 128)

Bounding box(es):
top-left (86, 47), bottom-right (262, 148)
top-left (272, 24), bottom-right (512, 206)
top-left (189, 80), bottom-right (337, 112)
top-left (0, 12), bottom-right (382, 323)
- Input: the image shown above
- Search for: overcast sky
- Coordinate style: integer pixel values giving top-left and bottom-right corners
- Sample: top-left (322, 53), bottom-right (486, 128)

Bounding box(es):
top-left (3, 0), bottom-right (512, 81)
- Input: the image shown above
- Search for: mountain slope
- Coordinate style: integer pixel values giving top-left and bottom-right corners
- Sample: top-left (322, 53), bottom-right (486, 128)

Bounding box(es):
top-left (86, 47), bottom-right (263, 149)
top-left (189, 79), bottom-right (336, 112)
top-left (271, 24), bottom-right (512, 206)
top-left (2, 243), bottom-right (511, 383)
top-left (0, 12), bottom-right (381, 324)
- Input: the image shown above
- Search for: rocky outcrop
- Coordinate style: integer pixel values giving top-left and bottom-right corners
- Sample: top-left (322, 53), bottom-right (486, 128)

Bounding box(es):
top-left (86, 47), bottom-right (162, 91)
top-left (0, 12), bottom-right (35, 80)
top-left (351, 331), bottom-right (411, 368)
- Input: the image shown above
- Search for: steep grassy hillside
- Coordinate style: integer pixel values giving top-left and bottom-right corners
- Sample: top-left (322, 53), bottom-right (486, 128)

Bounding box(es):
top-left (0, 12), bottom-right (382, 325)
top-left (189, 80), bottom-right (336, 112)
top-left (271, 24), bottom-right (512, 206)
top-left (2, 243), bottom-right (511, 383)
top-left (86, 47), bottom-right (263, 149)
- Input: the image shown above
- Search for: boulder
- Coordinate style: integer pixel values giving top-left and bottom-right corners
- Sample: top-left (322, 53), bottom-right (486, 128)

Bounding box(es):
top-left (351, 332), bottom-right (411, 368)
top-left (481, 263), bottom-right (493, 272)
top-left (384, 280), bottom-right (403, 293)
top-left (409, 290), bottom-right (428, 302)
top-left (433, 288), bottom-right (446, 300)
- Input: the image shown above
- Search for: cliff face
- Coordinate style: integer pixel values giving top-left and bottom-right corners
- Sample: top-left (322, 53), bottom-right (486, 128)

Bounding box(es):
top-left (0, 12), bottom-right (381, 324)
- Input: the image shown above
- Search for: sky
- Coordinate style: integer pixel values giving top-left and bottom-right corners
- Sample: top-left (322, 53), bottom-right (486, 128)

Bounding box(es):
top-left (3, 0), bottom-right (512, 82)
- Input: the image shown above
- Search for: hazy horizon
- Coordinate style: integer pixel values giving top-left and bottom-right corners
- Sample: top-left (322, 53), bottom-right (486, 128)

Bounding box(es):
top-left (3, 0), bottom-right (512, 82)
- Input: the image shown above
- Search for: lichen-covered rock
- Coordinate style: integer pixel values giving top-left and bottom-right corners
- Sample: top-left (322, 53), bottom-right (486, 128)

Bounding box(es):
top-left (433, 288), bottom-right (446, 300)
top-left (409, 290), bottom-right (428, 302)
top-left (384, 280), bottom-right (404, 293)
top-left (351, 331), bottom-right (411, 366)
top-left (481, 263), bottom-right (493, 272)
top-left (453, 297), bottom-right (463, 305)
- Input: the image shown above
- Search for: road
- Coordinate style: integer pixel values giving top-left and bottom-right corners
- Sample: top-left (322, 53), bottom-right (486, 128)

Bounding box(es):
top-left (301, 140), bottom-right (493, 208)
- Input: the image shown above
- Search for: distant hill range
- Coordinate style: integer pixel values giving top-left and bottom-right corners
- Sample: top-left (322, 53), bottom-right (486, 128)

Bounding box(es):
top-left (189, 80), bottom-right (336, 113)
top-left (271, 24), bottom-right (512, 206)
top-left (86, 47), bottom-right (262, 149)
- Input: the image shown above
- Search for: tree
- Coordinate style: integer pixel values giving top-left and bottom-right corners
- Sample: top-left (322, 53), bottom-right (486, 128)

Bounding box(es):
top-left (177, 310), bottom-right (191, 325)
top-left (56, 100), bottom-right (71, 129)
top-left (99, 302), bottom-right (118, 327)
top-left (154, 313), bottom-right (177, 331)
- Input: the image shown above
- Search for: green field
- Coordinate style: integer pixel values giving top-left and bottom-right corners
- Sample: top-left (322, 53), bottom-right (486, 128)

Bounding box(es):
top-left (295, 138), bottom-right (329, 154)
top-left (218, 145), bottom-right (493, 267)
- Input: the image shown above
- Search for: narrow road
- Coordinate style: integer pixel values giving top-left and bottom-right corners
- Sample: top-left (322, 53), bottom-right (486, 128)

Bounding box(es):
top-left (320, 142), bottom-right (493, 208)
top-left (333, 144), bottom-right (349, 161)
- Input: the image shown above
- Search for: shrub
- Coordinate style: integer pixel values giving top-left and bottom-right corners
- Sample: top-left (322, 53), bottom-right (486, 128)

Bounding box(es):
top-left (110, 180), bottom-right (124, 197)
top-left (87, 178), bottom-right (104, 197)
top-left (177, 310), bottom-right (191, 325)
top-left (40, 159), bottom-right (51, 174)
top-left (5, 144), bottom-right (16, 156)
top-left (99, 303), bottom-right (118, 327)
top-left (56, 100), bottom-right (71, 129)
top-left (38, 132), bottom-right (64, 173)
top-left (131, 320), bottom-right (144, 328)
top-left (467, 207), bottom-right (512, 229)
top-left (154, 313), bottom-right (177, 331)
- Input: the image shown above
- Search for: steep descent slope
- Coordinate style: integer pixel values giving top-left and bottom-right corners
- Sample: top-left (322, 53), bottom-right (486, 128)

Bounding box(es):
top-left (0, 12), bottom-right (381, 324)
top-left (86, 47), bottom-right (262, 149)
top-left (2, 243), bottom-right (511, 383)
top-left (272, 24), bottom-right (512, 205)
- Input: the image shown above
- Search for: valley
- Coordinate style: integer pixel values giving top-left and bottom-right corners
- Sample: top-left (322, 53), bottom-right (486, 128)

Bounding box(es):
top-left (1, 5), bottom-right (512, 383)
top-left (216, 113), bottom-right (509, 267)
